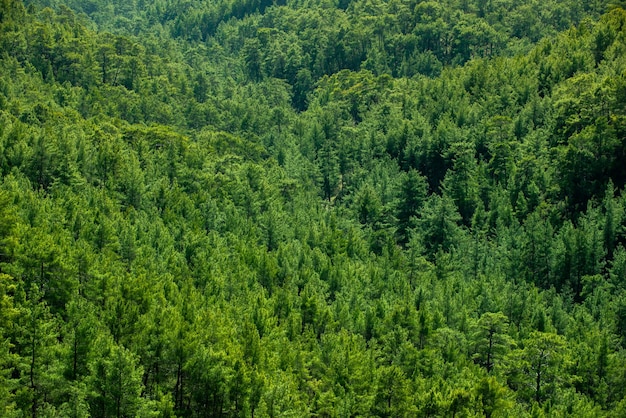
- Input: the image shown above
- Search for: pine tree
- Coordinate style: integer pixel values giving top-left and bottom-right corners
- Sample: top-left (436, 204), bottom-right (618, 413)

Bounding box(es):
top-left (14, 285), bottom-right (60, 417)
top-left (0, 273), bottom-right (18, 417)
top-left (396, 169), bottom-right (427, 245)
top-left (87, 336), bottom-right (147, 418)
top-left (470, 312), bottom-right (514, 373)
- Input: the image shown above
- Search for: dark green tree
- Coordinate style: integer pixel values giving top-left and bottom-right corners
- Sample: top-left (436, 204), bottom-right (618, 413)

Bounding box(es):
top-left (396, 169), bottom-right (428, 245)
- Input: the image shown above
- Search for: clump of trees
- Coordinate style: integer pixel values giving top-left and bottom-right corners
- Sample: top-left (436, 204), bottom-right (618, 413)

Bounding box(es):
top-left (1, 0), bottom-right (626, 415)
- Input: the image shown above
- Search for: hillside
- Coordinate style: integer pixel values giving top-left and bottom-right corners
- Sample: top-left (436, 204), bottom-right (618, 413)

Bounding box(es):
top-left (1, 0), bottom-right (626, 416)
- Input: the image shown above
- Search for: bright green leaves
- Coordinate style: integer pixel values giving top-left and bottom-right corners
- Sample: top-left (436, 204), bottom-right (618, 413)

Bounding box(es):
top-left (506, 331), bottom-right (570, 405)
top-left (372, 364), bottom-right (415, 417)
top-left (13, 285), bottom-right (60, 416)
top-left (0, 274), bottom-right (18, 417)
top-left (311, 331), bottom-right (375, 416)
top-left (87, 337), bottom-right (145, 418)
top-left (474, 376), bottom-right (514, 418)
top-left (3, 1), bottom-right (626, 417)
top-left (470, 312), bottom-right (515, 373)
top-left (0, 189), bottom-right (18, 268)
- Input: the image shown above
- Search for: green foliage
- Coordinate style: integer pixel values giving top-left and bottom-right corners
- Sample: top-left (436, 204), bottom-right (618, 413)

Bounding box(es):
top-left (471, 312), bottom-right (515, 373)
top-left (506, 331), bottom-right (571, 405)
top-left (1, 0), bottom-right (626, 416)
top-left (87, 336), bottom-right (147, 417)
top-left (396, 169), bottom-right (428, 244)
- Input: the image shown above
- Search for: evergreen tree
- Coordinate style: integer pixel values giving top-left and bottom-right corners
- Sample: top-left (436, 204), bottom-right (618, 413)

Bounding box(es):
top-left (87, 336), bottom-right (147, 418)
top-left (470, 312), bottom-right (514, 373)
top-left (396, 169), bottom-right (428, 245)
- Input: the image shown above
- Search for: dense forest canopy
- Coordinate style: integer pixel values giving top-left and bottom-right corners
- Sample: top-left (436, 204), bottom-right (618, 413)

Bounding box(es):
top-left (2, 0), bottom-right (626, 416)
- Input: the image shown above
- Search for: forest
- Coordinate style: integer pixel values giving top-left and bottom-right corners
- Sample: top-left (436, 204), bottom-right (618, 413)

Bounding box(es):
top-left (1, 0), bottom-right (626, 416)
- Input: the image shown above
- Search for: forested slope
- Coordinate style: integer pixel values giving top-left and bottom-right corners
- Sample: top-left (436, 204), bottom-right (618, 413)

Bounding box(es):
top-left (2, 0), bottom-right (626, 416)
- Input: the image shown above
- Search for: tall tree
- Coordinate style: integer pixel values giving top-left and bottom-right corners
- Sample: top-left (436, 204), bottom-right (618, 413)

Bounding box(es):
top-left (87, 337), bottom-right (147, 418)
top-left (470, 312), bottom-right (514, 373)
top-left (507, 331), bottom-right (570, 404)
top-left (396, 169), bottom-right (428, 245)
